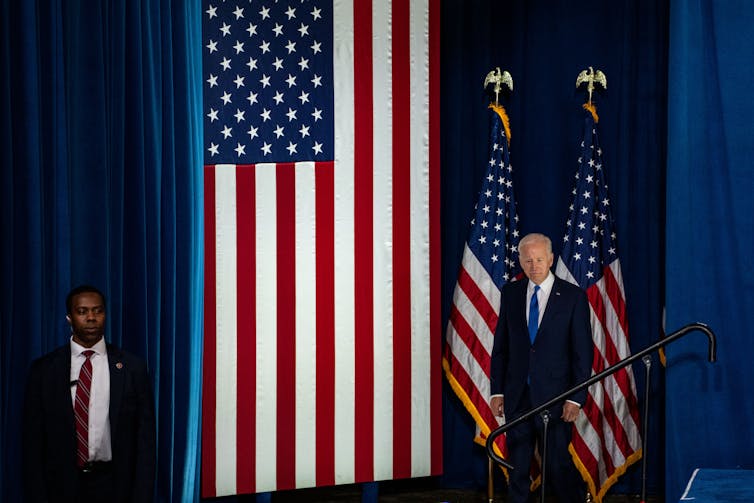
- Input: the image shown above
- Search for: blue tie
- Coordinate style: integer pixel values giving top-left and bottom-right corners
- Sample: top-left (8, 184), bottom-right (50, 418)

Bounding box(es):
top-left (528, 285), bottom-right (540, 344)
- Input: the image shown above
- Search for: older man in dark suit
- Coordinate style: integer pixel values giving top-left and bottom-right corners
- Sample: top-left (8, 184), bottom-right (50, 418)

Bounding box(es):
top-left (23, 285), bottom-right (155, 502)
top-left (490, 233), bottom-right (592, 503)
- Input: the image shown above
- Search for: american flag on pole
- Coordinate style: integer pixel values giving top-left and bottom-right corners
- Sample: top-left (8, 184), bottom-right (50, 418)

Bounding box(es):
top-left (201, 1), bottom-right (441, 497)
top-left (443, 104), bottom-right (520, 459)
top-left (555, 104), bottom-right (642, 502)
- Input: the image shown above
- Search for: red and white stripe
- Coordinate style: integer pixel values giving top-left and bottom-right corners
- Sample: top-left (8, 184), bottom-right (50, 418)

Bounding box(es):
top-left (442, 244), bottom-right (507, 454)
top-left (201, 0), bottom-right (441, 497)
top-left (557, 258), bottom-right (642, 502)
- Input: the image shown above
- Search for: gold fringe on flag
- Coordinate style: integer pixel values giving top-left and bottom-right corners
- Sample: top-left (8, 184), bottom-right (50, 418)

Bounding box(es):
top-left (583, 102), bottom-right (600, 123)
top-left (489, 103), bottom-right (511, 145)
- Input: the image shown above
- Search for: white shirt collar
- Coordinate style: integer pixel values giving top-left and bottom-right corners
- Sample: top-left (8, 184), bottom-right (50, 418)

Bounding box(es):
top-left (528, 271), bottom-right (555, 295)
top-left (70, 335), bottom-right (107, 357)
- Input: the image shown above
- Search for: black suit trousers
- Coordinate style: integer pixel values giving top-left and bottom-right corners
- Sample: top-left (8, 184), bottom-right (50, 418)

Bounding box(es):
top-left (505, 390), bottom-right (585, 503)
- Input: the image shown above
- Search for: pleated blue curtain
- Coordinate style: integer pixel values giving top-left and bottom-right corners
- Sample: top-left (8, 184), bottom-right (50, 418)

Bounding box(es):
top-left (665, 1), bottom-right (754, 500)
top-left (0, 1), bottom-right (203, 501)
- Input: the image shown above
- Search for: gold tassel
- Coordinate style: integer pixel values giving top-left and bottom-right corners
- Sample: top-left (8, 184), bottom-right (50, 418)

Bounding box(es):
top-left (582, 102), bottom-right (599, 123)
top-left (489, 103), bottom-right (512, 145)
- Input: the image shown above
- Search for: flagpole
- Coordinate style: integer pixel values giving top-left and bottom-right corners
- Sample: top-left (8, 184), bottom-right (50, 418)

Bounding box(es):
top-left (481, 68), bottom-right (513, 503)
top-left (487, 458), bottom-right (494, 503)
top-left (445, 68), bottom-right (517, 503)
top-left (640, 355), bottom-right (652, 503)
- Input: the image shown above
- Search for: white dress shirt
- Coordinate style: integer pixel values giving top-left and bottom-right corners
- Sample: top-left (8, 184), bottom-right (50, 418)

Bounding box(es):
top-left (70, 337), bottom-right (112, 462)
top-left (526, 271), bottom-right (555, 327)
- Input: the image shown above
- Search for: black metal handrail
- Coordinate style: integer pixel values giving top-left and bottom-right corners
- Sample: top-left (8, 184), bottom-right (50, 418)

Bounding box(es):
top-left (485, 321), bottom-right (717, 469)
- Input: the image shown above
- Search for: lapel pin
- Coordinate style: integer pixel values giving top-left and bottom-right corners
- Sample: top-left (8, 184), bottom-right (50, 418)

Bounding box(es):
top-left (116, 362), bottom-right (123, 369)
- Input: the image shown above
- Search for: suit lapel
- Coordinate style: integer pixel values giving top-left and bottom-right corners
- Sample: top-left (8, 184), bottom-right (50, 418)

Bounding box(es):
top-left (512, 279), bottom-right (529, 335)
top-left (108, 344), bottom-right (124, 436)
top-left (539, 277), bottom-right (564, 331)
top-left (54, 345), bottom-right (75, 427)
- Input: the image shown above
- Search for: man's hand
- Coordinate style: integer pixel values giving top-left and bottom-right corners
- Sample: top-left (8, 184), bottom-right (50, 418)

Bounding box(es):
top-left (490, 396), bottom-right (504, 417)
top-left (561, 401), bottom-right (580, 422)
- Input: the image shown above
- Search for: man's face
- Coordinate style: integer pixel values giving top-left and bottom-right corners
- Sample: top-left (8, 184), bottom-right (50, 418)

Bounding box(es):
top-left (67, 292), bottom-right (106, 348)
top-left (519, 240), bottom-right (554, 285)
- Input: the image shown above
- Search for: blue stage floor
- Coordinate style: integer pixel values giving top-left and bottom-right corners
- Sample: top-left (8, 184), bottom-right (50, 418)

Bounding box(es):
top-left (680, 469), bottom-right (754, 502)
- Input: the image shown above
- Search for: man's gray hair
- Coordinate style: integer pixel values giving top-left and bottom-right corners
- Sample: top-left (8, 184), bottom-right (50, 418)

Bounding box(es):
top-left (518, 233), bottom-right (553, 255)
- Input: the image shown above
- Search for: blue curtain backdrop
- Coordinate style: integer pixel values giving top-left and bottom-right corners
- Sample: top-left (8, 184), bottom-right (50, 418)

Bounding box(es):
top-left (440, 0), bottom-right (668, 496)
top-left (8, 1), bottom-right (751, 502)
top-left (0, 1), bottom-right (204, 502)
top-left (665, 0), bottom-right (754, 501)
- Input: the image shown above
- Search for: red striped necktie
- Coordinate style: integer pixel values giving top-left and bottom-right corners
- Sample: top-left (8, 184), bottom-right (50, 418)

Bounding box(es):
top-left (74, 350), bottom-right (95, 467)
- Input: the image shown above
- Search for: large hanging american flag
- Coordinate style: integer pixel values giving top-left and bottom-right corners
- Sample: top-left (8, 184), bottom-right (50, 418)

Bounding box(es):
top-left (201, 1), bottom-right (441, 497)
top-left (555, 104), bottom-right (642, 502)
top-left (443, 105), bottom-right (520, 460)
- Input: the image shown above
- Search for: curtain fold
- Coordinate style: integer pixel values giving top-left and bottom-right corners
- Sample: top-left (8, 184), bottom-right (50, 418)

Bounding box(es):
top-left (665, 1), bottom-right (754, 500)
top-left (0, 1), bottom-right (203, 501)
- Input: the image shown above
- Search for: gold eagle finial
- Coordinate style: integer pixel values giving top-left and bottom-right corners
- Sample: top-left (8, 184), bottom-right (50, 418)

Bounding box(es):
top-left (483, 67), bottom-right (513, 105)
top-left (575, 66), bottom-right (607, 105)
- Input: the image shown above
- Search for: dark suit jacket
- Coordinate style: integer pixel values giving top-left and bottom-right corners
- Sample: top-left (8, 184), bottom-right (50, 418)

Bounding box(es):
top-left (490, 275), bottom-right (593, 418)
top-left (23, 342), bottom-right (156, 503)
